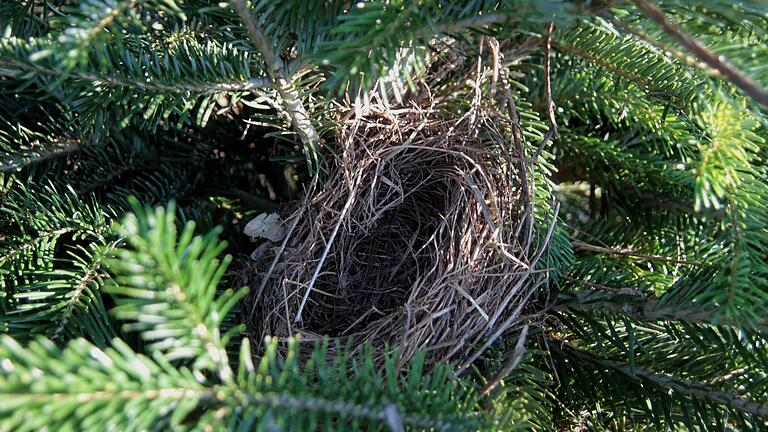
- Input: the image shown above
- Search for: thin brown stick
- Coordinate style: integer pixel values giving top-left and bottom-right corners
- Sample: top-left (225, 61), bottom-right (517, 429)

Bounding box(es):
top-left (632, 0), bottom-right (768, 107)
top-left (500, 69), bottom-right (530, 243)
top-left (543, 22), bottom-right (558, 133)
top-left (249, 177), bottom-right (318, 317)
top-left (487, 38), bottom-right (500, 97)
top-left (295, 175), bottom-right (360, 323)
top-left (571, 238), bottom-right (702, 266)
top-left (480, 325), bottom-right (529, 396)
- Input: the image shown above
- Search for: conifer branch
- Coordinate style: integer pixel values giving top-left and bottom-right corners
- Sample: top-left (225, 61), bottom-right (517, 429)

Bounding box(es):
top-left (0, 228), bottom-right (72, 263)
top-left (50, 261), bottom-right (110, 342)
top-left (0, 334), bottom-right (481, 431)
top-left (552, 40), bottom-right (688, 109)
top-left (437, 14), bottom-right (510, 34)
top-left (632, 0), bottom-right (768, 107)
top-left (0, 140), bottom-right (80, 173)
top-left (0, 58), bottom-right (271, 94)
top-left (562, 342), bottom-right (768, 418)
top-left (2, 383), bottom-right (455, 429)
top-left (559, 289), bottom-right (768, 332)
top-left (601, 11), bottom-right (723, 79)
top-left (231, 391), bottom-right (455, 431)
top-left (230, 0), bottom-right (319, 164)
top-left (76, 0), bottom-right (136, 47)
top-left (107, 201), bottom-right (242, 382)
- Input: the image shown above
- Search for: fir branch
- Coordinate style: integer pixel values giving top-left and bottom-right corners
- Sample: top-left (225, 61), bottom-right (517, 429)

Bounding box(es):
top-left (52, 0), bottom-right (142, 72)
top-left (75, 0), bottom-right (136, 48)
top-left (0, 335), bottom-right (483, 431)
top-left (553, 21), bottom-right (700, 110)
top-left (562, 342), bottom-right (768, 418)
top-left (553, 40), bottom-right (688, 108)
top-left (1, 34), bottom-right (272, 130)
top-left (0, 388), bottom-right (434, 428)
top-left (559, 289), bottom-right (768, 332)
top-left (229, 1), bottom-right (281, 78)
top-left (693, 101), bottom-right (760, 210)
top-left (438, 13), bottom-right (511, 33)
top-left (601, 11), bottom-right (723, 79)
top-left (107, 199), bottom-right (245, 381)
top-left (0, 228), bottom-right (70, 264)
top-left (231, 391), bottom-right (455, 430)
top-left (230, 0), bottom-right (319, 170)
top-left (1, 182), bottom-right (115, 343)
top-left (551, 297), bottom-right (768, 428)
top-left (0, 140), bottom-right (80, 173)
top-left (49, 243), bottom-right (116, 343)
top-left (0, 58), bottom-right (271, 94)
top-left (631, 0), bottom-right (768, 107)
top-left (0, 108), bottom-right (83, 174)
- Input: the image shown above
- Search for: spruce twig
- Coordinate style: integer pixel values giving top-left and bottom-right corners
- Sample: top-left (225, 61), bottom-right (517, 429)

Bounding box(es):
top-left (632, 0), bottom-right (768, 107)
top-left (559, 342), bottom-right (768, 418)
top-left (229, 0), bottom-right (320, 172)
top-left (0, 58), bottom-right (271, 94)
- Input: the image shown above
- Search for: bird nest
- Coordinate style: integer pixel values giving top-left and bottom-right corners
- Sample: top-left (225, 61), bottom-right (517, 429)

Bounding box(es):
top-left (243, 97), bottom-right (551, 369)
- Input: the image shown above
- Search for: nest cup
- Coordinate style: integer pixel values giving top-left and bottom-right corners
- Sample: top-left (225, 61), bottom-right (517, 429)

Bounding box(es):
top-left (245, 102), bottom-right (548, 368)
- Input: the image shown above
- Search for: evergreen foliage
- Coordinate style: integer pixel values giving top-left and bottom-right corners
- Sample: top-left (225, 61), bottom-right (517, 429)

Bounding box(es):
top-left (0, 203), bottom-right (486, 431)
top-left (1, 0), bottom-right (767, 430)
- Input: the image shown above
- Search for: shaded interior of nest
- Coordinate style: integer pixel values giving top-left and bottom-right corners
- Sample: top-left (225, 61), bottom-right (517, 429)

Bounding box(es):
top-left (244, 104), bottom-right (547, 367)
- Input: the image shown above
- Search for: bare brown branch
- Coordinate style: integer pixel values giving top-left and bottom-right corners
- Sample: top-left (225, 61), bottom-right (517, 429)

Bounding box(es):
top-left (632, 0), bottom-right (768, 107)
top-left (571, 239), bottom-right (702, 266)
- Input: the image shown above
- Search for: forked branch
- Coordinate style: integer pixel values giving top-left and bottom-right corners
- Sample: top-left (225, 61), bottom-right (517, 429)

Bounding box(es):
top-left (230, 0), bottom-right (320, 166)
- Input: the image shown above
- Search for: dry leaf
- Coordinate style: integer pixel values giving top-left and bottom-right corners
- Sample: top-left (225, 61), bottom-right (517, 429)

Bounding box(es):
top-left (244, 213), bottom-right (285, 242)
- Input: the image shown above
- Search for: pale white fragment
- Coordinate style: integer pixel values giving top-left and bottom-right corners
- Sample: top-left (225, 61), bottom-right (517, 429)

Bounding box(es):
top-left (244, 213), bottom-right (286, 242)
